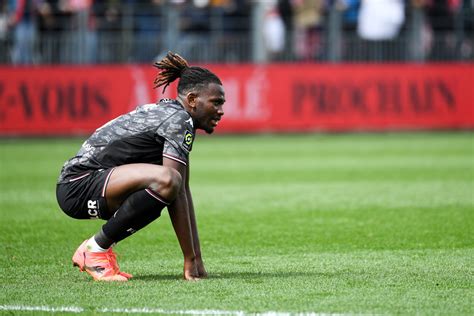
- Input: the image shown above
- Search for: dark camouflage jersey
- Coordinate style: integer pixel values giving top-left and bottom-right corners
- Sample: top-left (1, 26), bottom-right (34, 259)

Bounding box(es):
top-left (57, 99), bottom-right (195, 184)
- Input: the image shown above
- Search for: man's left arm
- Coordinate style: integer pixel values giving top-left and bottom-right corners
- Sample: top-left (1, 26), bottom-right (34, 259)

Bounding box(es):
top-left (185, 163), bottom-right (208, 278)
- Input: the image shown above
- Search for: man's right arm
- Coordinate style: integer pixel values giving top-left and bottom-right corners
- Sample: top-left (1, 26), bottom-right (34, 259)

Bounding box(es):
top-left (163, 157), bottom-right (199, 280)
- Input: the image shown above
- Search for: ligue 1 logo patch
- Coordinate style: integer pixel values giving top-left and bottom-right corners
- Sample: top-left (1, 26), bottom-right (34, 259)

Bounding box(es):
top-left (183, 130), bottom-right (194, 151)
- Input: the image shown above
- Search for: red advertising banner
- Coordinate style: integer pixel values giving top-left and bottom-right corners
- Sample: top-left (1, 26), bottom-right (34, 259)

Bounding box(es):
top-left (0, 64), bottom-right (472, 135)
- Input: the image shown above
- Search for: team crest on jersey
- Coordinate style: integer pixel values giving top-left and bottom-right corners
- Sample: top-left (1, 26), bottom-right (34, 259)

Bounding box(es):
top-left (183, 130), bottom-right (194, 151)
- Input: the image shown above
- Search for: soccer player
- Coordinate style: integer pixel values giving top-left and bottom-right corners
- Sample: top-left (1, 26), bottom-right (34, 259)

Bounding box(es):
top-left (56, 52), bottom-right (225, 281)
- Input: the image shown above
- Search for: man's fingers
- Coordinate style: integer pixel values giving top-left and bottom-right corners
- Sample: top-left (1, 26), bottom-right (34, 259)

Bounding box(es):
top-left (184, 275), bottom-right (201, 281)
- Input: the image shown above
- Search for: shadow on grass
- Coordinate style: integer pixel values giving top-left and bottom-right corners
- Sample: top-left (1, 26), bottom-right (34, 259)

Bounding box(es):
top-left (209, 271), bottom-right (323, 279)
top-left (133, 271), bottom-right (322, 281)
top-left (132, 274), bottom-right (181, 281)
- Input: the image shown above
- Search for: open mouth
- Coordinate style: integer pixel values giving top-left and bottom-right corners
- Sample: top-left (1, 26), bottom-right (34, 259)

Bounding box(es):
top-left (211, 118), bottom-right (220, 127)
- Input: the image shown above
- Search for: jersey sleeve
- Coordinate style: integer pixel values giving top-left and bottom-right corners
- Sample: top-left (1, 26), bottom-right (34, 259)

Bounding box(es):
top-left (156, 110), bottom-right (195, 166)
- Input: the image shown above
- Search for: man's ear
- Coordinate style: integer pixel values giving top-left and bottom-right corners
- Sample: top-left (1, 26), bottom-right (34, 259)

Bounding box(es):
top-left (186, 92), bottom-right (198, 109)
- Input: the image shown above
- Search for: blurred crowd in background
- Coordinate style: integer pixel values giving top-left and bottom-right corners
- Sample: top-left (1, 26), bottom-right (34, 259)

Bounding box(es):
top-left (0, 0), bottom-right (473, 65)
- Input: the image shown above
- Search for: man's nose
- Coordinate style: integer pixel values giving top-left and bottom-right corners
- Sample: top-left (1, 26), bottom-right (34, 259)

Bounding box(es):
top-left (217, 106), bottom-right (224, 116)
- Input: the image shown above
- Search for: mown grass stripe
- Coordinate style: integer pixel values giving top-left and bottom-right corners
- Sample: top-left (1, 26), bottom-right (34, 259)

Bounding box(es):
top-left (0, 305), bottom-right (352, 316)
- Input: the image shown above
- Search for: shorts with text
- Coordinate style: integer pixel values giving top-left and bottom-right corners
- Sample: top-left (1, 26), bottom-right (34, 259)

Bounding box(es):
top-left (56, 168), bottom-right (115, 220)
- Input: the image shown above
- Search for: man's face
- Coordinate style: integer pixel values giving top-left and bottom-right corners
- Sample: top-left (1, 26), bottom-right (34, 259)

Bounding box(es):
top-left (189, 83), bottom-right (225, 134)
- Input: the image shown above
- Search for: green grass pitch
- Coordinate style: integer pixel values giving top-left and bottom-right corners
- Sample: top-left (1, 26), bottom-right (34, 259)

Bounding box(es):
top-left (0, 133), bottom-right (473, 315)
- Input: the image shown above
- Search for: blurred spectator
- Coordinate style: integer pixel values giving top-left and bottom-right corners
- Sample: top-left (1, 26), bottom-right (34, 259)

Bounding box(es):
top-left (8, 0), bottom-right (42, 64)
top-left (357, 0), bottom-right (405, 61)
top-left (424, 0), bottom-right (457, 60)
top-left (457, 0), bottom-right (474, 59)
top-left (132, 0), bottom-right (164, 63)
top-left (263, 1), bottom-right (286, 60)
top-left (180, 0), bottom-right (210, 32)
top-left (178, 0), bottom-right (211, 62)
top-left (0, 1), bottom-right (7, 38)
top-left (1, 0), bottom-right (472, 64)
top-left (212, 0), bottom-right (250, 34)
top-left (94, 0), bottom-right (122, 63)
top-left (211, 0), bottom-right (251, 62)
top-left (0, 0), bottom-right (8, 62)
top-left (339, 0), bottom-right (359, 37)
top-left (410, 0), bottom-right (473, 61)
top-left (37, 0), bottom-right (64, 63)
top-left (95, 1), bottom-right (121, 31)
top-left (277, 0), bottom-right (293, 59)
top-left (408, 0), bottom-right (433, 61)
top-left (54, 0), bottom-right (98, 63)
top-left (292, 0), bottom-right (326, 61)
top-left (337, 0), bottom-right (360, 60)
top-left (278, 0), bottom-right (293, 31)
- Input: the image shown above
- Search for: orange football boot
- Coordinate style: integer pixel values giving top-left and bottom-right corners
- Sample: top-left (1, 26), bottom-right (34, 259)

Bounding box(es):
top-left (72, 239), bottom-right (132, 281)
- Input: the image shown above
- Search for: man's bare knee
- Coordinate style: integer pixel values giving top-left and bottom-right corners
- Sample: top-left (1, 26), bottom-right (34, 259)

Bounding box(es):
top-left (149, 167), bottom-right (182, 201)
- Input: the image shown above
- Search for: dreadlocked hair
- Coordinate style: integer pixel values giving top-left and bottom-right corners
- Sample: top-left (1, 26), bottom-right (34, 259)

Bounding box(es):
top-left (153, 51), bottom-right (222, 94)
top-left (153, 52), bottom-right (189, 93)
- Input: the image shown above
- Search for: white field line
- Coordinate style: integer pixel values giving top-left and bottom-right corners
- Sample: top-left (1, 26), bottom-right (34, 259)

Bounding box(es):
top-left (0, 305), bottom-right (351, 316)
top-left (0, 305), bottom-right (83, 313)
